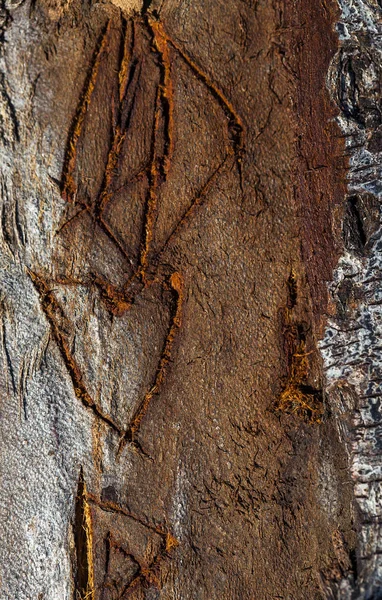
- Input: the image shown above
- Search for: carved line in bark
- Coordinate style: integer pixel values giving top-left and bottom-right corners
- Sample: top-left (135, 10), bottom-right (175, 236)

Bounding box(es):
top-left (74, 471), bottom-right (178, 600)
top-left (117, 271), bottom-right (184, 456)
top-left (41, 12), bottom-right (244, 444)
top-left (29, 268), bottom-right (184, 449)
top-left (57, 14), bottom-right (243, 312)
top-left (29, 270), bottom-right (122, 434)
top-left (61, 20), bottom-right (112, 204)
top-left (52, 11), bottom-right (245, 599)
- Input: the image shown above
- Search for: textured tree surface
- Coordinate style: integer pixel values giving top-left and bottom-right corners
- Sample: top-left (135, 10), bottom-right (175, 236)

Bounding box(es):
top-left (0, 0), bottom-right (380, 598)
top-left (321, 2), bottom-right (382, 599)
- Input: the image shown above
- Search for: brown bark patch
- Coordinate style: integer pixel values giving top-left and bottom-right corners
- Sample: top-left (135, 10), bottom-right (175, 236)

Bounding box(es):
top-left (283, 0), bottom-right (347, 332)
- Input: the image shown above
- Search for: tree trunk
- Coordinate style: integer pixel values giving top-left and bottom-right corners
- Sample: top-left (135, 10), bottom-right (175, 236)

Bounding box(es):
top-left (0, 0), bottom-right (379, 599)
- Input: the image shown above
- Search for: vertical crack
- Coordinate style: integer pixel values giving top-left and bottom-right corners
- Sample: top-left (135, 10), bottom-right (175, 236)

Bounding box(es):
top-left (74, 470), bottom-right (95, 600)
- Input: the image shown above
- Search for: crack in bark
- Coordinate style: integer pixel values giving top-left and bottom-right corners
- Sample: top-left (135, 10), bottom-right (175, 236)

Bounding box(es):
top-left (74, 469), bottom-right (95, 600)
top-left (275, 273), bottom-right (323, 423)
top-left (0, 72), bottom-right (19, 145)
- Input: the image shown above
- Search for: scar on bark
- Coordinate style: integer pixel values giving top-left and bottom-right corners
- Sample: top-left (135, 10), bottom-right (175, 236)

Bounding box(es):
top-left (74, 469), bottom-right (95, 600)
top-left (87, 493), bottom-right (179, 595)
top-left (60, 141), bottom-right (232, 316)
top-left (118, 16), bottom-right (134, 103)
top-left (92, 152), bottom-right (232, 317)
top-left (116, 18), bottom-right (175, 287)
top-left (148, 17), bottom-right (174, 178)
top-left (118, 271), bottom-right (184, 455)
top-left (151, 17), bottom-right (245, 157)
top-left (95, 23), bottom-right (143, 264)
top-left (117, 534), bottom-right (176, 596)
top-left (60, 18), bottom-right (145, 266)
top-left (158, 151), bottom-right (234, 259)
top-left (102, 537), bottom-right (172, 597)
top-left (274, 271), bottom-right (323, 423)
top-left (102, 532), bottom-right (141, 597)
top-left (136, 83), bottom-right (162, 285)
top-left (95, 20), bottom-right (142, 220)
top-left (53, 15), bottom-right (242, 446)
top-left (128, 17), bottom-right (244, 288)
top-left (58, 16), bottom-right (243, 313)
top-left (28, 270), bottom-right (122, 434)
top-left (29, 269), bottom-right (183, 455)
top-left (61, 20), bottom-right (111, 204)
top-left (129, 16), bottom-right (178, 286)
top-left (56, 203), bottom-right (90, 235)
top-left (87, 492), bottom-right (173, 538)
top-left (87, 81), bottom-right (162, 317)
top-left (56, 159), bottom-right (148, 237)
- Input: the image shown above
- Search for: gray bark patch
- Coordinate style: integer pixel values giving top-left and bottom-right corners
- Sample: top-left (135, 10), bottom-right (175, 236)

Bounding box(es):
top-left (321, 1), bottom-right (382, 597)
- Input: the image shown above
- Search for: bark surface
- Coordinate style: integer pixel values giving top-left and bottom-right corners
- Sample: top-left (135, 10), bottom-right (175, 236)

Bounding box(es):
top-left (321, 1), bottom-right (382, 598)
top-left (0, 0), bottom-right (372, 599)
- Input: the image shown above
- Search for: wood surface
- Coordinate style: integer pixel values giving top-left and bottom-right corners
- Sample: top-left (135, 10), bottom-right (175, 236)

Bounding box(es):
top-left (0, 0), bottom-right (379, 598)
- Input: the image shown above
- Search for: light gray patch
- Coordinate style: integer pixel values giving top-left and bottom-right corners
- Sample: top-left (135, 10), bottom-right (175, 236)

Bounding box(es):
top-left (0, 8), bottom-right (97, 599)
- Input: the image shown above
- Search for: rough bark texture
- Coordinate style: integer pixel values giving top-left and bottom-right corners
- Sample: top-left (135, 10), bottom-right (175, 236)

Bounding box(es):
top-left (321, 1), bottom-right (382, 598)
top-left (0, 0), bottom-right (376, 599)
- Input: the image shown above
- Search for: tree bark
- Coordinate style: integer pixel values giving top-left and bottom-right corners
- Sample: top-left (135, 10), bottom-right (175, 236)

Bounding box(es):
top-left (321, 2), bottom-right (382, 598)
top-left (0, 0), bottom-right (379, 599)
